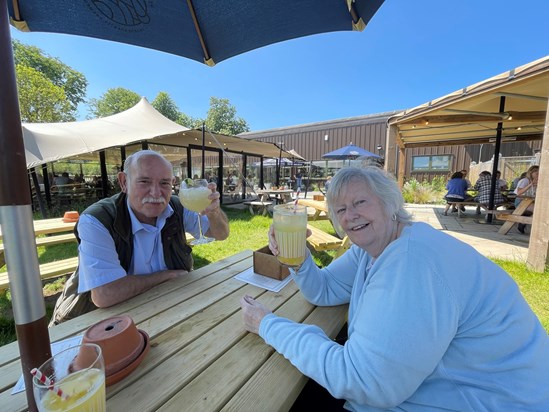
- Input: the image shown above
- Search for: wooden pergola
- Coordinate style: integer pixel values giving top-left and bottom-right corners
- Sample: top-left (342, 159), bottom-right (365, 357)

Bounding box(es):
top-left (385, 55), bottom-right (549, 272)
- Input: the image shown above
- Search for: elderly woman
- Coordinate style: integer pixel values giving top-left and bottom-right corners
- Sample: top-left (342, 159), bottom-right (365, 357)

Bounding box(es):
top-left (240, 167), bottom-right (549, 411)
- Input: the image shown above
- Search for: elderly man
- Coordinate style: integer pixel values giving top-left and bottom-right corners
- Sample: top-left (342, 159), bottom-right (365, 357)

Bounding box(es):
top-left (50, 150), bottom-right (229, 325)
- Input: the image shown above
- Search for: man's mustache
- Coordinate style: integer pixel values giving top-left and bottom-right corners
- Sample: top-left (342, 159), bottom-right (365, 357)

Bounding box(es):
top-left (142, 197), bottom-right (166, 205)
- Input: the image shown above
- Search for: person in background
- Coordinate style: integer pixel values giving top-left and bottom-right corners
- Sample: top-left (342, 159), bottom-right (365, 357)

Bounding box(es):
top-left (510, 171), bottom-right (527, 191)
top-left (495, 170), bottom-right (508, 191)
top-left (460, 169), bottom-right (472, 188)
top-left (294, 170), bottom-right (303, 192)
top-left (443, 171), bottom-right (472, 216)
top-left (240, 166), bottom-right (549, 411)
top-left (50, 150), bottom-right (230, 325)
top-left (472, 171), bottom-right (505, 214)
top-left (513, 165), bottom-right (539, 234)
top-left (324, 175), bottom-right (333, 192)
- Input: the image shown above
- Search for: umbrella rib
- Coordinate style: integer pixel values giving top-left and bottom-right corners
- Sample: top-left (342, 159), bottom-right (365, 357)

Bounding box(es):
top-left (186, 0), bottom-right (215, 66)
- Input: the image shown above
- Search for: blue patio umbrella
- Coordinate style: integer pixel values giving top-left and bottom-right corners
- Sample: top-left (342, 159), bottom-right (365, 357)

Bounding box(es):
top-left (8, 0), bottom-right (385, 66)
top-left (322, 144), bottom-right (381, 160)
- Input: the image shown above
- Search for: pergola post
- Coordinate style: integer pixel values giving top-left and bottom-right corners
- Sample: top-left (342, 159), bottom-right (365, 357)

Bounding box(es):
top-left (527, 101), bottom-right (549, 272)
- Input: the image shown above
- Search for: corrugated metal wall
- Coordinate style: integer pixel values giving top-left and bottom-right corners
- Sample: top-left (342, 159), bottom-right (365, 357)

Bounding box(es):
top-left (241, 114), bottom-right (542, 182)
top-left (240, 112), bottom-right (395, 164)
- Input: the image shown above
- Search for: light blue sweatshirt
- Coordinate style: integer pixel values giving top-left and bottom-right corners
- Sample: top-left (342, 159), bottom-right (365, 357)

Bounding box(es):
top-left (259, 222), bottom-right (549, 411)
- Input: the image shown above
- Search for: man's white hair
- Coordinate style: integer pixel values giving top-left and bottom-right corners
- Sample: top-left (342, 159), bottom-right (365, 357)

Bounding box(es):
top-left (123, 150), bottom-right (173, 184)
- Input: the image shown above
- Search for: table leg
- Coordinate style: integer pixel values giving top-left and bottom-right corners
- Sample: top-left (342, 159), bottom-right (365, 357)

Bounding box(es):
top-left (498, 198), bottom-right (533, 235)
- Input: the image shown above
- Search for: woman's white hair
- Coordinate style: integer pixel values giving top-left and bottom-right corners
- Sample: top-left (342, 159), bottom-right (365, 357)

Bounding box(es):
top-left (326, 166), bottom-right (413, 237)
top-left (123, 150), bottom-right (173, 184)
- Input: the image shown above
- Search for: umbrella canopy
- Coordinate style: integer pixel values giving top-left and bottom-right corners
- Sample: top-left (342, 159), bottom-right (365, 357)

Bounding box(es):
top-left (8, 0), bottom-right (385, 66)
top-left (322, 144), bottom-right (380, 160)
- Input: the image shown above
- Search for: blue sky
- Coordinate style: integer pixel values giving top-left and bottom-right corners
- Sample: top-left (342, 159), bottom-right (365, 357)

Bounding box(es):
top-left (9, 0), bottom-right (549, 132)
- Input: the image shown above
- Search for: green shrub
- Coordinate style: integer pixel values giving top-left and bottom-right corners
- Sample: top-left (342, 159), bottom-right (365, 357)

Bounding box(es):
top-left (402, 178), bottom-right (445, 204)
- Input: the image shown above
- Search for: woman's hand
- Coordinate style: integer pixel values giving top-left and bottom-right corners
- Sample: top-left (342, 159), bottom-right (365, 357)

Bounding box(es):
top-left (240, 295), bottom-right (272, 335)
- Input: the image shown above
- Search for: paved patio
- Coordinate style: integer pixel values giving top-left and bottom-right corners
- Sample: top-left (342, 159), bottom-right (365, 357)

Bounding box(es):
top-left (405, 204), bottom-right (530, 261)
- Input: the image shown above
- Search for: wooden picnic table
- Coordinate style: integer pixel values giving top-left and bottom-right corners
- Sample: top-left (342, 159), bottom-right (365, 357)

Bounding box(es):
top-left (0, 217), bottom-right (77, 267)
top-left (257, 189), bottom-right (293, 204)
top-left (0, 250), bottom-right (348, 411)
top-left (496, 196), bottom-right (534, 235)
top-left (0, 217), bottom-right (76, 242)
top-left (297, 198), bottom-right (329, 221)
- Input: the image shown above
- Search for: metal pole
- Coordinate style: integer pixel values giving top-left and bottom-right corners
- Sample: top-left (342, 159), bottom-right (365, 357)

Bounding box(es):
top-left (486, 96), bottom-right (506, 223)
top-left (0, 3), bottom-right (51, 410)
top-left (201, 123), bottom-right (206, 179)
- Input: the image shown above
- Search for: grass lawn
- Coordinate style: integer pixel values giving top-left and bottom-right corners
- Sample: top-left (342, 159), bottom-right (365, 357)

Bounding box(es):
top-left (0, 206), bottom-right (547, 346)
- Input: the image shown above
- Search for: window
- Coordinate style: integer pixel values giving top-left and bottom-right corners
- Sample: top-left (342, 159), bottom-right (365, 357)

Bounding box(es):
top-left (412, 155), bottom-right (451, 172)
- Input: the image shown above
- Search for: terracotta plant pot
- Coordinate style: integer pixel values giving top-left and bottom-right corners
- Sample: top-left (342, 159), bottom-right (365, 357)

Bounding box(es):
top-left (82, 315), bottom-right (150, 386)
top-left (62, 211), bottom-right (80, 223)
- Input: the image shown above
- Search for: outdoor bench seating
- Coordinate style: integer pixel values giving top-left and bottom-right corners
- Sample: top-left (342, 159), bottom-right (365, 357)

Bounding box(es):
top-left (306, 224), bottom-right (343, 251)
top-left (0, 232), bottom-right (77, 267)
top-left (445, 201), bottom-right (514, 217)
top-left (0, 257), bottom-right (79, 291)
top-left (243, 200), bottom-right (273, 216)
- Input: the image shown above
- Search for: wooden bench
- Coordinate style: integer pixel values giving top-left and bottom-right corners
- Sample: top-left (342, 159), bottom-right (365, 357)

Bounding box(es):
top-left (0, 233), bottom-right (77, 267)
top-left (445, 201), bottom-right (514, 217)
top-left (0, 257), bottom-right (79, 291)
top-left (243, 200), bottom-right (273, 216)
top-left (306, 224), bottom-right (343, 251)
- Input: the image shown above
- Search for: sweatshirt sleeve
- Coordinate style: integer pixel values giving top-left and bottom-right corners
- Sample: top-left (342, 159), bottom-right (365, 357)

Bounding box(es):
top-left (260, 238), bottom-right (460, 409)
top-left (291, 245), bottom-right (364, 306)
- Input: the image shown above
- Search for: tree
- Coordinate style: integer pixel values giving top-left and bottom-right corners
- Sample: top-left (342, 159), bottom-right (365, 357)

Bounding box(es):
top-left (16, 65), bottom-right (73, 122)
top-left (205, 97), bottom-right (250, 135)
top-left (88, 88), bottom-right (141, 117)
top-left (13, 39), bottom-right (87, 116)
top-left (151, 92), bottom-right (180, 122)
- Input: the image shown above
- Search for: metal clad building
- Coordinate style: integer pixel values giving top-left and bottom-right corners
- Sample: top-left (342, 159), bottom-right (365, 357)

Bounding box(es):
top-left (240, 112), bottom-right (541, 182)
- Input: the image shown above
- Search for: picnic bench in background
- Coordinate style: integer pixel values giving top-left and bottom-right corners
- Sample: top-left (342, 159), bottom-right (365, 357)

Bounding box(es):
top-left (298, 198), bottom-right (329, 220)
top-left (496, 196), bottom-right (535, 235)
top-left (306, 224), bottom-right (343, 252)
top-left (445, 200), bottom-right (515, 217)
top-left (243, 200), bottom-right (273, 215)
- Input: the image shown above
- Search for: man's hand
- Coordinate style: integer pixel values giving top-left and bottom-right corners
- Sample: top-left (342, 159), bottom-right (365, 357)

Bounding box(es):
top-left (203, 182), bottom-right (230, 240)
top-left (240, 295), bottom-right (273, 334)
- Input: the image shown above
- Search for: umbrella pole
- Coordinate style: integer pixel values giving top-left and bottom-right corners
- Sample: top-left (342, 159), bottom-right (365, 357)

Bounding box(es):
top-left (0, 5), bottom-right (51, 411)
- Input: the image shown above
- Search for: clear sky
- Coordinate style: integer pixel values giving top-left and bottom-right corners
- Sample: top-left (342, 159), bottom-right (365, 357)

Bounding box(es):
top-left (9, 0), bottom-right (549, 132)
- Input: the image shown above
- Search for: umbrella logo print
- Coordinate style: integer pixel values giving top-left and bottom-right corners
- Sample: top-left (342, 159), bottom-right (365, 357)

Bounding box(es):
top-left (87, 0), bottom-right (150, 29)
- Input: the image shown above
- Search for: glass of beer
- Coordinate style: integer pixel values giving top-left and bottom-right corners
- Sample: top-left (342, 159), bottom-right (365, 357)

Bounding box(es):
top-left (32, 343), bottom-right (106, 412)
top-left (273, 204), bottom-right (308, 267)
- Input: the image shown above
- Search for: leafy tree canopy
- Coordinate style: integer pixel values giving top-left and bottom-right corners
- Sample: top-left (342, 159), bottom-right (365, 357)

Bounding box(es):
top-left (16, 65), bottom-right (73, 122)
top-left (151, 91), bottom-right (180, 122)
top-left (88, 88), bottom-right (141, 118)
top-left (13, 39), bottom-right (87, 115)
top-left (205, 97), bottom-right (250, 135)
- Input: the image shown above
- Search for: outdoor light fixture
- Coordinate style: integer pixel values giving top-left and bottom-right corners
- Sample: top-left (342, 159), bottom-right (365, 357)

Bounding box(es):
top-left (425, 119), bottom-right (429, 126)
top-left (324, 134), bottom-right (329, 141)
top-left (376, 144), bottom-right (383, 152)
